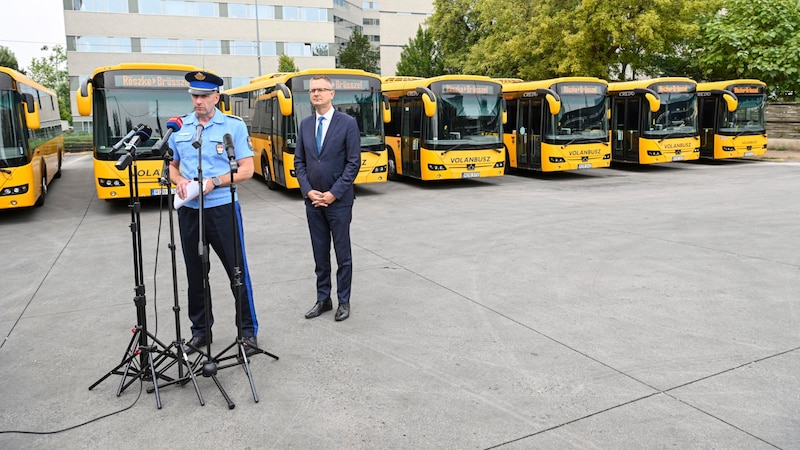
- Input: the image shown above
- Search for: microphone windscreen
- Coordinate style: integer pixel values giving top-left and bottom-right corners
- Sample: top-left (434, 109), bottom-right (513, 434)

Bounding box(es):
top-left (166, 116), bottom-right (183, 132)
top-left (135, 125), bottom-right (153, 140)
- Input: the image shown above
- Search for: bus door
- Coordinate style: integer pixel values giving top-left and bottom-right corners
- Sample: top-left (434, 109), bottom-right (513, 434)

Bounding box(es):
top-left (401, 98), bottom-right (422, 178)
top-left (274, 109), bottom-right (290, 187)
top-left (612, 96), bottom-right (640, 162)
top-left (698, 96), bottom-right (717, 157)
top-left (515, 98), bottom-right (542, 169)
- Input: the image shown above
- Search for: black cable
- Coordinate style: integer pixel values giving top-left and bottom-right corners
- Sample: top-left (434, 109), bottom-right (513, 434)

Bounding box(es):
top-left (0, 377), bottom-right (143, 435)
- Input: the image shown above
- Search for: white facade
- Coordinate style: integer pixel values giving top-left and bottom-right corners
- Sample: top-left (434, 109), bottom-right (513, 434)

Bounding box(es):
top-left (62, 0), bottom-right (432, 127)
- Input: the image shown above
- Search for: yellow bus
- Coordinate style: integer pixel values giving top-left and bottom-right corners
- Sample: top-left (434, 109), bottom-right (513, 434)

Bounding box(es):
top-left (0, 67), bottom-right (63, 209)
top-left (697, 79), bottom-right (768, 159)
top-left (222, 69), bottom-right (389, 189)
top-left (382, 75), bottom-right (506, 180)
top-left (75, 63), bottom-right (207, 199)
top-left (500, 77), bottom-right (610, 172)
top-left (608, 78), bottom-right (700, 164)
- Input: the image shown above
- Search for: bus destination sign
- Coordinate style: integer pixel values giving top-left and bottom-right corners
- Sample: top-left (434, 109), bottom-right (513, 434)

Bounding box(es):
top-left (303, 78), bottom-right (371, 91)
top-left (440, 84), bottom-right (496, 95)
top-left (655, 83), bottom-right (693, 94)
top-left (558, 84), bottom-right (603, 95)
top-left (113, 74), bottom-right (190, 88)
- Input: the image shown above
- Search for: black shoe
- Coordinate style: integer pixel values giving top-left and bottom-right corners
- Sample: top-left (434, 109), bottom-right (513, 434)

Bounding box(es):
top-left (305, 299), bottom-right (333, 319)
top-left (242, 336), bottom-right (259, 357)
top-left (335, 302), bottom-right (350, 322)
top-left (183, 334), bottom-right (211, 355)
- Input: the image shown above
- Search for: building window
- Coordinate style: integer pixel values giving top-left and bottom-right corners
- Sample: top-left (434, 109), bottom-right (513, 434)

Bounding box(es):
top-left (362, 1), bottom-right (380, 10)
top-left (363, 18), bottom-right (380, 26)
top-left (228, 3), bottom-right (275, 19)
top-left (139, 0), bottom-right (220, 16)
top-left (78, 0), bottom-right (128, 12)
top-left (75, 36), bottom-right (131, 52)
top-left (260, 42), bottom-right (277, 56)
top-left (231, 41), bottom-right (257, 56)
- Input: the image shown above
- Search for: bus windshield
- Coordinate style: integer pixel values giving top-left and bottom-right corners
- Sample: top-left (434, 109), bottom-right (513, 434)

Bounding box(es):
top-left (430, 91), bottom-right (502, 146)
top-left (644, 92), bottom-right (697, 137)
top-left (721, 94), bottom-right (766, 134)
top-left (292, 90), bottom-right (384, 149)
top-left (547, 93), bottom-right (607, 141)
top-left (93, 88), bottom-right (193, 160)
top-left (0, 90), bottom-right (25, 168)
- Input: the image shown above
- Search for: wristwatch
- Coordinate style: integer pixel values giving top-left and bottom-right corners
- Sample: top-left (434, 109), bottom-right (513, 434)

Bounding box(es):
top-left (212, 176), bottom-right (221, 188)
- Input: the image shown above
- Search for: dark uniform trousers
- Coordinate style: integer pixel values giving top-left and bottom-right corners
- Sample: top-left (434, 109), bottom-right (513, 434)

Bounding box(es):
top-left (306, 200), bottom-right (353, 304)
top-left (178, 202), bottom-right (258, 337)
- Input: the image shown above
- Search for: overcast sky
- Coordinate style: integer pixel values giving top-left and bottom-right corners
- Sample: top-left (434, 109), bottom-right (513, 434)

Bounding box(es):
top-left (0, 0), bottom-right (67, 70)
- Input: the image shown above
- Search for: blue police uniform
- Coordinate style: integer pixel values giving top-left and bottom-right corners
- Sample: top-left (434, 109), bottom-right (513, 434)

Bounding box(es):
top-left (168, 71), bottom-right (258, 342)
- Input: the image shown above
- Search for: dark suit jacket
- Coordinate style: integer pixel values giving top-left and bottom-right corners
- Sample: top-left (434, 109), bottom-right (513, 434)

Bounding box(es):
top-left (294, 110), bottom-right (361, 206)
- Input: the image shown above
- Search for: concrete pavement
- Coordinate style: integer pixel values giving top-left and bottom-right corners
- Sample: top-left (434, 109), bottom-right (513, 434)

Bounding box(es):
top-left (1, 153), bottom-right (798, 449)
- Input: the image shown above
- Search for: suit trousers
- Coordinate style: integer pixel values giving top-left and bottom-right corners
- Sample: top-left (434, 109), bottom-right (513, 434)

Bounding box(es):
top-left (177, 202), bottom-right (258, 337)
top-left (305, 201), bottom-right (353, 304)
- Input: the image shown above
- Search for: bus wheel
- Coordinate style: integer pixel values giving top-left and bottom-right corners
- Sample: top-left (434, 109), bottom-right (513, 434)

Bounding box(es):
top-left (55, 153), bottom-right (63, 179)
top-left (262, 156), bottom-right (278, 190)
top-left (387, 152), bottom-right (400, 181)
top-left (35, 165), bottom-right (47, 207)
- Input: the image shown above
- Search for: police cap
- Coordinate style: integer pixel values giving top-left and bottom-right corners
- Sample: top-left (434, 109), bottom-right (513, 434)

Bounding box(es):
top-left (185, 71), bottom-right (223, 95)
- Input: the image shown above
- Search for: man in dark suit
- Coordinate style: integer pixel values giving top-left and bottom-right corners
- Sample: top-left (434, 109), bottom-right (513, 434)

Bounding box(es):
top-left (294, 75), bottom-right (361, 322)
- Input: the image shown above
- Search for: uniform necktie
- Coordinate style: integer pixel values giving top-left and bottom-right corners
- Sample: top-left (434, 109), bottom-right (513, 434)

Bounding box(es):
top-left (316, 116), bottom-right (325, 154)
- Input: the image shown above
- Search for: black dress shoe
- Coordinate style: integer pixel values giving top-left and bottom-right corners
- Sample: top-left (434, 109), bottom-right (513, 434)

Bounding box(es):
top-left (183, 334), bottom-right (211, 355)
top-left (335, 302), bottom-right (350, 321)
top-left (242, 336), bottom-right (259, 357)
top-left (305, 299), bottom-right (333, 319)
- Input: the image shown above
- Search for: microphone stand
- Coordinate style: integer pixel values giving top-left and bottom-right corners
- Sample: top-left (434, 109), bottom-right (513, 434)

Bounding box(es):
top-left (146, 145), bottom-right (205, 405)
top-left (89, 139), bottom-right (176, 409)
top-left (212, 152), bottom-right (279, 403)
top-left (185, 125), bottom-right (236, 409)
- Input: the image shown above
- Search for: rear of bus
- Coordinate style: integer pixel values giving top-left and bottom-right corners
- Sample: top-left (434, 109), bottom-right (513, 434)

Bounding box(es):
top-left (697, 80), bottom-right (767, 159)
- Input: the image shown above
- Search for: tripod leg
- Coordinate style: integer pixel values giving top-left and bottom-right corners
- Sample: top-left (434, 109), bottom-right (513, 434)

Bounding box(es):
top-left (237, 342), bottom-right (259, 403)
top-left (117, 329), bottom-right (142, 396)
top-left (211, 374), bottom-right (235, 409)
top-left (179, 346), bottom-right (205, 406)
top-left (146, 348), bottom-right (163, 409)
top-left (89, 328), bottom-right (140, 391)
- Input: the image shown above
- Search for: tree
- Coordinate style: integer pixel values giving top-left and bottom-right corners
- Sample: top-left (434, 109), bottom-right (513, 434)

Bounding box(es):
top-left (695, 0), bottom-right (800, 99)
top-left (0, 45), bottom-right (20, 71)
top-left (28, 45), bottom-right (71, 123)
top-left (396, 26), bottom-right (445, 77)
top-left (337, 29), bottom-right (380, 73)
top-left (427, 0), bottom-right (487, 74)
top-left (278, 54), bottom-right (298, 72)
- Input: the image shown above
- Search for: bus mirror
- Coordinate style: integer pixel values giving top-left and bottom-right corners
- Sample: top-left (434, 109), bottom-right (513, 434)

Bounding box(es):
top-left (645, 93), bottom-right (660, 112)
top-left (607, 108), bottom-right (611, 120)
top-left (218, 93), bottom-right (231, 114)
top-left (535, 88), bottom-right (561, 115)
top-left (502, 98), bottom-right (507, 125)
top-left (277, 83), bottom-right (293, 116)
top-left (382, 94), bottom-right (391, 123)
top-left (416, 87), bottom-right (436, 118)
top-left (22, 93), bottom-right (41, 130)
top-left (713, 89), bottom-right (738, 112)
top-left (76, 81), bottom-right (93, 117)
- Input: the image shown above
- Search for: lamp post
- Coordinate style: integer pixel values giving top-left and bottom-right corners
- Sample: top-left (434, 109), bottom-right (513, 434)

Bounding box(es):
top-left (254, 0), bottom-right (262, 76)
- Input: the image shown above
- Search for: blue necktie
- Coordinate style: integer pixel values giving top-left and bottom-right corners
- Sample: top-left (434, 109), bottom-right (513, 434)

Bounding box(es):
top-left (316, 116), bottom-right (324, 154)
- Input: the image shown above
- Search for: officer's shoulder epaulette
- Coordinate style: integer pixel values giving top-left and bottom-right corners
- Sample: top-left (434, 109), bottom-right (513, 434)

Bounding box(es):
top-left (225, 113), bottom-right (244, 122)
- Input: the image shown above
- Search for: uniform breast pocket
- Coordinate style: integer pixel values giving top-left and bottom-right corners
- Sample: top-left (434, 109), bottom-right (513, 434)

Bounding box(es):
top-left (208, 134), bottom-right (224, 154)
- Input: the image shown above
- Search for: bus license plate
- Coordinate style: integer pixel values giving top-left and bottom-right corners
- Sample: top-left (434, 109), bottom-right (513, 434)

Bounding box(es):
top-left (744, 152), bottom-right (754, 157)
top-left (462, 172), bottom-right (480, 179)
top-left (577, 163), bottom-right (592, 169)
top-left (672, 156), bottom-right (685, 161)
top-left (151, 188), bottom-right (175, 196)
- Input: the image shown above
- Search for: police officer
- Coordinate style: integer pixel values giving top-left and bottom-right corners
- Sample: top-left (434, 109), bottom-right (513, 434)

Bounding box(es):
top-left (168, 71), bottom-right (259, 356)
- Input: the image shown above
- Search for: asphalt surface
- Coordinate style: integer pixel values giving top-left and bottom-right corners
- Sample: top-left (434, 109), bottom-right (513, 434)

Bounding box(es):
top-left (1, 153), bottom-right (798, 449)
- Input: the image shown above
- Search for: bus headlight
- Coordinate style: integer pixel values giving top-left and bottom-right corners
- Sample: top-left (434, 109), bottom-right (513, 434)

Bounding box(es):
top-left (372, 165), bottom-right (387, 173)
top-left (427, 164), bottom-right (447, 171)
top-left (646, 150), bottom-right (662, 156)
top-left (493, 161), bottom-right (504, 168)
top-left (548, 157), bottom-right (566, 163)
top-left (98, 178), bottom-right (125, 187)
top-left (1, 184), bottom-right (29, 196)
top-left (722, 146), bottom-right (735, 152)
top-left (603, 153), bottom-right (611, 160)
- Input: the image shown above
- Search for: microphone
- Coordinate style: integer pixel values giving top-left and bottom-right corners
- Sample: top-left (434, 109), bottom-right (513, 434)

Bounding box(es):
top-left (127, 125), bottom-right (153, 149)
top-left (191, 124), bottom-right (204, 149)
top-left (111, 124), bottom-right (144, 152)
top-left (223, 133), bottom-right (238, 172)
top-left (151, 116), bottom-right (183, 156)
